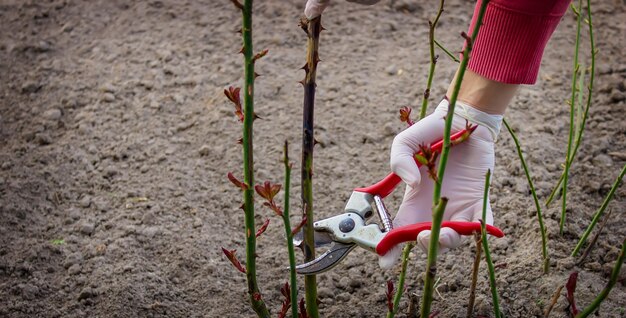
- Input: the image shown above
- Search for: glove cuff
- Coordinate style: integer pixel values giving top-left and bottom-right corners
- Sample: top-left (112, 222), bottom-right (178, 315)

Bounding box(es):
top-left (436, 99), bottom-right (503, 141)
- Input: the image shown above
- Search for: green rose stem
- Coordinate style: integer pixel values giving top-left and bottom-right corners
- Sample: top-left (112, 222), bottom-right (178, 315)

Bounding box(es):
top-left (575, 238), bottom-right (626, 317)
top-left (559, 0), bottom-right (584, 235)
top-left (282, 141), bottom-right (298, 318)
top-left (572, 164), bottom-right (625, 256)
top-left (480, 170), bottom-right (501, 318)
top-left (392, 2), bottom-right (446, 316)
top-left (545, 0), bottom-right (596, 209)
top-left (466, 233), bottom-right (482, 318)
top-left (300, 15), bottom-right (322, 318)
top-left (240, 0), bottom-right (269, 315)
top-left (418, 0), bottom-right (445, 119)
top-left (419, 0), bottom-right (490, 316)
top-left (387, 243), bottom-right (414, 318)
top-left (503, 119), bottom-right (549, 273)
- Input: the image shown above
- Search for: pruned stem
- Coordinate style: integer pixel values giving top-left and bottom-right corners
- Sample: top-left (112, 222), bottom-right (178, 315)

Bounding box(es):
top-left (240, 0), bottom-right (269, 315)
top-left (575, 238), bottom-right (626, 317)
top-left (419, 0), bottom-right (445, 119)
top-left (466, 233), bottom-right (482, 318)
top-left (572, 164), bottom-right (626, 256)
top-left (544, 285), bottom-right (564, 318)
top-left (503, 118), bottom-right (549, 273)
top-left (282, 141), bottom-right (298, 318)
top-left (420, 0), bottom-right (490, 315)
top-left (387, 243), bottom-right (414, 318)
top-left (480, 170), bottom-right (501, 318)
top-left (301, 15), bottom-right (322, 318)
top-left (560, 0), bottom-right (585, 235)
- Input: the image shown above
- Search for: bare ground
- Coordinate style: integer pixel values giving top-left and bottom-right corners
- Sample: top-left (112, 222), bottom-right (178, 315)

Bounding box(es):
top-left (0, 0), bottom-right (625, 317)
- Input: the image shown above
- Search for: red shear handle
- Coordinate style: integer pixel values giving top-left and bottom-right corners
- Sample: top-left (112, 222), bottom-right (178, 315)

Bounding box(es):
top-left (376, 221), bottom-right (504, 256)
top-left (354, 127), bottom-right (477, 198)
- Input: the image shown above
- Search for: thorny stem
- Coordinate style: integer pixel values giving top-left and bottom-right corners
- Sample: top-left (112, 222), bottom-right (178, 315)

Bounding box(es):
top-left (560, 0), bottom-right (585, 235)
top-left (545, 0), bottom-right (596, 209)
top-left (572, 164), bottom-right (626, 256)
top-left (420, 0), bottom-right (490, 316)
top-left (480, 170), bottom-right (501, 318)
top-left (419, 0), bottom-right (445, 119)
top-left (577, 209), bottom-right (612, 265)
top-left (301, 15), bottom-right (322, 318)
top-left (575, 238), bottom-right (626, 317)
top-left (283, 141), bottom-right (298, 318)
top-left (466, 233), bottom-right (482, 318)
top-left (387, 243), bottom-right (414, 318)
top-left (240, 0), bottom-right (269, 315)
top-left (503, 119), bottom-right (549, 273)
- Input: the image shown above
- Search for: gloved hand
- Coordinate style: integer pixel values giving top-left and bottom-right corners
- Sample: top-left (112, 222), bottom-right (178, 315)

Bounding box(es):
top-left (304, 0), bottom-right (381, 20)
top-left (379, 98), bottom-right (503, 269)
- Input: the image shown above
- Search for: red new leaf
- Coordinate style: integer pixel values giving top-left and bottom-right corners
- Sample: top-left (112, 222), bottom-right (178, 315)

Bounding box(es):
top-left (221, 247), bottom-right (246, 274)
top-left (227, 172), bottom-right (248, 191)
top-left (252, 292), bottom-right (262, 301)
top-left (277, 282), bottom-right (291, 318)
top-left (255, 181), bottom-right (281, 202)
top-left (224, 86), bottom-right (244, 122)
top-left (256, 219), bottom-right (270, 238)
top-left (399, 106), bottom-right (415, 126)
top-left (298, 298), bottom-right (308, 318)
top-left (566, 272), bottom-right (579, 316)
top-left (386, 280), bottom-right (395, 313)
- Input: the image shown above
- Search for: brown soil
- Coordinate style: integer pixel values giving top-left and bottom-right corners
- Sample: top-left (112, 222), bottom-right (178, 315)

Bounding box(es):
top-left (1, 0), bottom-right (625, 317)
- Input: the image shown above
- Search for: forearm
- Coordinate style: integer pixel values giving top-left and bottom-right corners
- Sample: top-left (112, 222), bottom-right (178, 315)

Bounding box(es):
top-left (446, 69), bottom-right (519, 115)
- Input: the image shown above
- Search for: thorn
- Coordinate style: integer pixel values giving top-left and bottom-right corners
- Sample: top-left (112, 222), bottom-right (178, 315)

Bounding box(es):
top-left (253, 112), bottom-right (261, 121)
top-left (321, 25), bottom-right (326, 32)
top-left (299, 17), bottom-right (309, 33)
top-left (254, 72), bottom-right (260, 79)
top-left (229, 0), bottom-right (243, 10)
top-left (298, 80), bottom-right (305, 86)
top-left (301, 63), bottom-right (310, 72)
top-left (236, 28), bottom-right (242, 34)
top-left (313, 138), bottom-right (319, 146)
top-left (239, 203), bottom-right (245, 211)
top-left (238, 46), bottom-right (245, 54)
top-left (237, 138), bottom-right (243, 144)
top-left (248, 86), bottom-right (252, 96)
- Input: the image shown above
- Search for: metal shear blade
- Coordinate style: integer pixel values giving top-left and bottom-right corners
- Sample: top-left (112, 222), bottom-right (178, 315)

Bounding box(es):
top-left (295, 242), bottom-right (356, 275)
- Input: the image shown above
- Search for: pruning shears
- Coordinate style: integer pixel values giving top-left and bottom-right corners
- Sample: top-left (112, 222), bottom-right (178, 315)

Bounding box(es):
top-left (294, 127), bottom-right (505, 275)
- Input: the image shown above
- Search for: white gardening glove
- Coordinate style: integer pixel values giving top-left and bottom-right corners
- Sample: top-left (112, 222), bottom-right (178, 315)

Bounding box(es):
top-left (304, 0), bottom-right (381, 20)
top-left (379, 99), bottom-right (503, 269)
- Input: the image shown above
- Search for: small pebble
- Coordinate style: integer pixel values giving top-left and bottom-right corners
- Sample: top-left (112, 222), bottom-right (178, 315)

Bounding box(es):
top-left (44, 108), bottom-right (62, 121)
top-left (80, 223), bottom-right (95, 235)
top-left (68, 264), bottom-right (82, 275)
top-left (199, 145), bottom-right (210, 156)
top-left (35, 133), bottom-right (53, 145)
top-left (102, 93), bottom-right (115, 102)
top-left (78, 287), bottom-right (96, 300)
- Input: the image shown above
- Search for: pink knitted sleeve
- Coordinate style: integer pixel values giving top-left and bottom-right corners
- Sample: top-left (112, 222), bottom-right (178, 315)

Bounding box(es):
top-left (466, 0), bottom-right (571, 84)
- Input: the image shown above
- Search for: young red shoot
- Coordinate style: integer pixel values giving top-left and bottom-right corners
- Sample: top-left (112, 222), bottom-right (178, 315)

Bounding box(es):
top-left (224, 86), bottom-right (244, 122)
top-left (298, 298), bottom-right (308, 318)
top-left (386, 280), bottom-right (395, 313)
top-left (566, 272), bottom-right (579, 316)
top-left (399, 106), bottom-right (415, 126)
top-left (255, 181), bottom-right (281, 201)
top-left (221, 247), bottom-right (246, 274)
top-left (227, 172), bottom-right (248, 191)
top-left (291, 216), bottom-right (308, 237)
top-left (417, 143), bottom-right (439, 182)
top-left (252, 49), bottom-right (269, 62)
top-left (255, 219), bottom-right (270, 238)
top-left (278, 282), bottom-right (292, 318)
top-left (451, 121), bottom-right (475, 146)
top-left (255, 181), bottom-right (283, 216)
